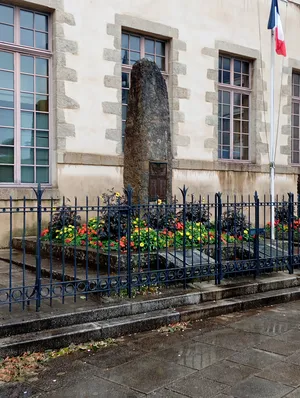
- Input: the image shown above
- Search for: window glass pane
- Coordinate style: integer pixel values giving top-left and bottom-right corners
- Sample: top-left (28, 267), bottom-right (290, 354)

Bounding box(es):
top-left (36, 149), bottom-right (49, 165)
top-left (21, 130), bottom-right (34, 146)
top-left (0, 146), bottom-right (14, 163)
top-left (234, 60), bottom-right (241, 73)
top-left (234, 93), bottom-right (241, 106)
top-left (293, 127), bottom-right (299, 139)
top-left (0, 165), bottom-right (13, 182)
top-left (0, 127), bottom-right (14, 145)
top-left (0, 90), bottom-right (13, 108)
top-left (36, 58), bottom-right (48, 76)
top-left (121, 49), bottom-right (129, 65)
top-left (36, 77), bottom-right (48, 94)
top-left (36, 113), bottom-right (49, 129)
top-left (223, 58), bottom-right (230, 71)
top-left (234, 120), bottom-right (241, 133)
top-left (21, 166), bottom-right (34, 183)
top-left (0, 71), bottom-right (13, 89)
top-left (222, 91), bottom-right (230, 105)
top-left (156, 57), bottom-right (165, 71)
top-left (21, 111), bottom-right (34, 128)
top-left (234, 73), bottom-right (241, 86)
top-left (20, 10), bottom-right (34, 29)
top-left (156, 41), bottom-right (165, 56)
top-left (218, 70), bottom-right (222, 83)
top-left (293, 102), bottom-right (299, 115)
top-left (0, 24), bottom-right (14, 43)
top-left (122, 105), bottom-right (127, 120)
top-left (242, 95), bottom-right (249, 107)
top-left (21, 93), bottom-right (34, 110)
top-left (129, 36), bottom-right (140, 51)
top-left (242, 108), bottom-right (249, 120)
top-left (122, 33), bottom-right (129, 49)
top-left (36, 130), bottom-right (49, 147)
top-left (242, 75), bottom-right (249, 88)
top-left (233, 107), bottom-right (241, 119)
top-left (242, 134), bottom-right (249, 146)
top-left (145, 54), bottom-right (154, 62)
top-left (292, 152), bottom-right (299, 164)
top-left (233, 134), bottom-right (240, 145)
top-left (21, 74), bottom-right (34, 92)
top-left (122, 72), bottom-right (129, 89)
top-left (35, 14), bottom-right (48, 31)
top-left (35, 32), bottom-right (48, 50)
top-left (0, 5), bottom-right (14, 24)
top-left (233, 147), bottom-right (240, 160)
top-left (20, 29), bottom-right (34, 47)
top-left (21, 148), bottom-right (34, 164)
top-left (36, 167), bottom-right (49, 183)
top-left (294, 85), bottom-right (300, 97)
top-left (145, 39), bottom-right (155, 54)
top-left (122, 89), bottom-right (129, 104)
top-left (242, 62), bottom-right (249, 74)
top-left (223, 133), bottom-right (230, 145)
top-left (222, 146), bottom-right (230, 159)
top-left (130, 51), bottom-right (140, 65)
top-left (0, 109), bottom-right (14, 126)
top-left (36, 95), bottom-right (48, 112)
top-left (242, 121), bottom-right (249, 134)
top-left (21, 56), bottom-right (34, 73)
top-left (222, 71), bottom-right (230, 84)
top-left (0, 51), bottom-right (14, 70)
top-left (242, 147), bottom-right (249, 160)
top-left (222, 105), bottom-right (230, 118)
top-left (222, 119), bottom-right (230, 132)
top-left (293, 115), bottom-right (299, 127)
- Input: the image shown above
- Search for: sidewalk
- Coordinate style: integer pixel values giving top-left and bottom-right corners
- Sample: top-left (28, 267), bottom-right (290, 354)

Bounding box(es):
top-left (2, 300), bottom-right (300, 398)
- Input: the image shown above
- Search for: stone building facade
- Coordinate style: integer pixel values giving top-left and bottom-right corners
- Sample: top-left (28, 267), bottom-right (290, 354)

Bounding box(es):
top-left (0, 0), bottom-right (300, 207)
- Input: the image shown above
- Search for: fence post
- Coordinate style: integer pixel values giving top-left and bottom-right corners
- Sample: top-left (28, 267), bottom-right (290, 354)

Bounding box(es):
top-left (33, 184), bottom-right (44, 311)
top-left (125, 185), bottom-right (133, 298)
top-left (179, 186), bottom-right (188, 289)
top-left (297, 193), bottom-right (300, 221)
top-left (215, 192), bottom-right (222, 284)
top-left (254, 191), bottom-right (260, 277)
top-left (288, 192), bottom-right (294, 275)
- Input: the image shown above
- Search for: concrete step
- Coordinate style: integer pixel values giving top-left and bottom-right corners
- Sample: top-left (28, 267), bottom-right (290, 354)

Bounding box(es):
top-left (1, 272), bottom-right (299, 339)
top-left (1, 285), bottom-right (300, 358)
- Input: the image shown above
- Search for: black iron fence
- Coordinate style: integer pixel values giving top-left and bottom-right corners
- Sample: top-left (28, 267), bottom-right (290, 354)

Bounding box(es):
top-left (0, 185), bottom-right (299, 312)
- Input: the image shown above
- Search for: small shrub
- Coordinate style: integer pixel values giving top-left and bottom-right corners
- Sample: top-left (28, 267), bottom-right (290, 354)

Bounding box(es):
top-left (221, 207), bottom-right (249, 236)
top-left (48, 203), bottom-right (81, 236)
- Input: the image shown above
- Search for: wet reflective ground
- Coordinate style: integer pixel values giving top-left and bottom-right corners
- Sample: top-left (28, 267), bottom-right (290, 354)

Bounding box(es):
top-left (3, 301), bottom-right (300, 398)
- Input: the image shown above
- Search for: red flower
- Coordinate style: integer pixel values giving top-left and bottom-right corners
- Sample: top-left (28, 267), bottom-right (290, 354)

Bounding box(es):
top-left (81, 240), bottom-right (85, 246)
top-left (238, 236), bottom-right (243, 241)
top-left (41, 229), bottom-right (49, 237)
top-left (65, 238), bottom-right (71, 244)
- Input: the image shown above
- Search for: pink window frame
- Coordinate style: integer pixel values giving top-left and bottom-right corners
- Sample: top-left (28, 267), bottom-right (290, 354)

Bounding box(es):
top-left (0, 3), bottom-right (52, 186)
top-left (218, 55), bottom-right (252, 162)
top-left (121, 30), bottom-right (169, 148)
top-left (291, 72), bottom-right (300, 165)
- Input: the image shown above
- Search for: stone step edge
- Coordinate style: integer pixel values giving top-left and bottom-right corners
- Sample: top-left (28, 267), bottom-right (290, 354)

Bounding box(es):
top-left (1, 274), bottom-right (299, 338)
top-left (1, 286), bottom-right (300, 358)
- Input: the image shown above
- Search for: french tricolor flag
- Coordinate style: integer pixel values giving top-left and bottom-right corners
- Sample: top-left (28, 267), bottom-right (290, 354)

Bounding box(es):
top-left (268, 0), bottom-right (286, 57)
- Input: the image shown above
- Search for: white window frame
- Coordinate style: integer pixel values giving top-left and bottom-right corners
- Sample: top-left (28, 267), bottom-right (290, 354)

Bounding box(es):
top-left (0, 3), bottom-right (52, 186)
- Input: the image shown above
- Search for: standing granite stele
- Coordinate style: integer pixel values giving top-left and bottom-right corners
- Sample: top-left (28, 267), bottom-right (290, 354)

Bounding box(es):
top-left (124, 58), bottom-right (172, 203)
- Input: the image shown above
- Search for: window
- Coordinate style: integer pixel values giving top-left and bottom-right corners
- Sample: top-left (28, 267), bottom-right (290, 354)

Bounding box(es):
top-left (121, 31), bottom-right (167, 147)
top-left (0, 4), bottom-right (50, 184)
top-left (218, 55), bottom-right (251, 161)
top-left (292, 73), bottom-right (300, 164)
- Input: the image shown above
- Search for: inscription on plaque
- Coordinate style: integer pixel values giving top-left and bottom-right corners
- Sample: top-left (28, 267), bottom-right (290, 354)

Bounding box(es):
top-left (149, 162), bottom-right (167, 200)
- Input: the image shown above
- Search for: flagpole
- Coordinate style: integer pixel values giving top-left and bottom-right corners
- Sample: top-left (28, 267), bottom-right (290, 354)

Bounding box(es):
top-left (270, 29), bottom-right (275, 240)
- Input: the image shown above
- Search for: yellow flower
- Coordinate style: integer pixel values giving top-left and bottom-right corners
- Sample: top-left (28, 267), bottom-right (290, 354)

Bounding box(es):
top-left (157, 199), bottom-right (162, 205)
top-left (186, 232), bottom-right (190, 236)
top-left (140, 242), bottom-right (145, 247)
top-left (196, 222), bottom-right (201, 227)
top-left (189, 235), bottom-right (192, 240)
top-left (244, 230), bottom-right (248, 235)
top-left (115, 192), bottom-right (120, 197)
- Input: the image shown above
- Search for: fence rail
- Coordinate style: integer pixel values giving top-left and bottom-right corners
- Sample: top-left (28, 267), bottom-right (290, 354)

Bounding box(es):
top-left (0, 185), bottom-right (299, 312)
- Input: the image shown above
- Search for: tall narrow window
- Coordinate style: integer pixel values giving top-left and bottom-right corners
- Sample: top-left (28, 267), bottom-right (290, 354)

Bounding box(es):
top-left (0, 4), bottom-right (51, 184)
top-left (121, 31), bottom-right (168, 148)
top-left (218, 55), bottom-right (251, 161)
top-left (292, 73), bottom-right (300, 164)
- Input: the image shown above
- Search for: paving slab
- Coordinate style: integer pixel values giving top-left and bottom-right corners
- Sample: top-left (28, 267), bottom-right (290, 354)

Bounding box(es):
top-left (150, 341), bottom-right (235, 370)
top-left (229, 316), bottom-right (293, 336)
top-left (257, 361), bottom-right (300, 387)
top-left (254, 337), bottom-right (300, 356)
top-left (228, 348), bottom-right (285, 369)
top-left (228, 376), bottom-right (293, 398)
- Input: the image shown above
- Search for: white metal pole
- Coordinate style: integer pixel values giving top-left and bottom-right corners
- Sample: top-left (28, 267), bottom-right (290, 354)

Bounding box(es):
top-left (270, 29), bottom-right (275, 240)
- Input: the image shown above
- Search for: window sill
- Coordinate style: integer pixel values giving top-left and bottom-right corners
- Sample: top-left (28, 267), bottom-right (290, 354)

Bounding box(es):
top-left (0, 187), bottom-right (60, 201)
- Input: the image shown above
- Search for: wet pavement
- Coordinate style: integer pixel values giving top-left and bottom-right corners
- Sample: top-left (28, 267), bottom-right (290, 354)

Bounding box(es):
top-left (2, 301), bottom-right (300, 397)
